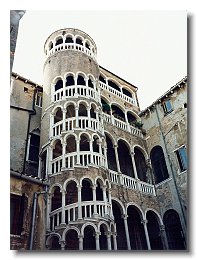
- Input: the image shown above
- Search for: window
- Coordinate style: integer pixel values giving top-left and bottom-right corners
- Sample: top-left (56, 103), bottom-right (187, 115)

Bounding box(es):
top-left (163, 100), bottom-right (173, 114)
top-left (10, 194), bottom-right (27, 235)
top-left (28, 134), bottom-right (40, 163)
top-left (175, 146), bottom-right (187, 172)
top-left (35, 92), bottom-right (43, 107)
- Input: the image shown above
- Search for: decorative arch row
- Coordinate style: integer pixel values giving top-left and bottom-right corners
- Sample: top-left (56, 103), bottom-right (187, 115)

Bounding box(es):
top-left (46, 221), bottom-right (116, 250)
top-left (106, 132), bottom-right (169, 184)
top-left (46, 33), bottom-right (96, 58)
top-left (101, 96), bottom-right (140, 126)
top-left (111, 199), bottom-right (186, 250)
top-left (99, 74), bottom-right (137, 105)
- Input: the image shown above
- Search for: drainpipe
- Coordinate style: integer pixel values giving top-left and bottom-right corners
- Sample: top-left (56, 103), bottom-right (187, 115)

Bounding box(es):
top-left (29, 189), bottom-right (47, 250)
top-left (155, 105), bottom-right (186, 227)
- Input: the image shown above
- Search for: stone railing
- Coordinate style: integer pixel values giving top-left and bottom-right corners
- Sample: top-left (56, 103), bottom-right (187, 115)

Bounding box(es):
top-left (108, 170), bottom-right (156, 196)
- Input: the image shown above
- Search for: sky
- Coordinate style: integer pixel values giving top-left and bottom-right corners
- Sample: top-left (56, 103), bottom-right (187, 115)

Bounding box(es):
top-left (12, 10), bottom-right (187, 110)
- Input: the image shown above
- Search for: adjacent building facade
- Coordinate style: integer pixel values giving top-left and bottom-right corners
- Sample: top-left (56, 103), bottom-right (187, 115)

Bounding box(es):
top-left (10, 28), bottom-right (187, 250)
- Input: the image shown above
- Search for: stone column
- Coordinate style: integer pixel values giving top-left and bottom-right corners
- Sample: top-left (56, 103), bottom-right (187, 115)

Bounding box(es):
top-left (75, 106), bottom-right (79, 128)
top-left (141, 219), bottom-right (151, 250)
top-left (104, 146), bottom-right (108, 169)
top-left (102, 186), bottom-right (108, 216)
top-left (61, 190), bottom-right (66, 225)
top-left (114, 145), bottom-right (121, 173)
top-left (61, 142), bottom-right (66, 169)
top-left (108, 188), bottom-right (113, 217)
top-left (130, 151), bottom-right (139, 180)
top-left (74, 76), bottom-right (78, 96)
top-left (49, 113), bottom-right (54, 138)
top-left (77, 185), bottom-right (82, 220)
top-left (60, 240), bottom-right (65, 250)
top-left (122, 214), bottom-right (131, 250)
top-left (76, 139), bottom-right (80, 165)
top-left (79, 235), bottom-right (83, 250)
top-left (89, 140), bottom-right (93, 164)
top-left (113, 233), bottom-right (117, 250)
top-left (160, 225), bottom-right (169, 250)
top-left (95, 232), bottom-right (100, 250)
top-left (92, 185), bottom-right (98, 216)
top-left (62, 109), bottom-right (66, 131)
top-left (48, 145), bottom-right (53, 174)
top-left (106, 232), bottom-right (112, 250)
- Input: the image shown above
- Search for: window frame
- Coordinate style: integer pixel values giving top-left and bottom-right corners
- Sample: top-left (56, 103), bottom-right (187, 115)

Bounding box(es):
top-left (35, 91), bottom-right (43, 107)
top-left (26, 133), bottom-right (40, 164)
top-left (162, 99), bottom-right (173, 115)
top-left (174, 145), bottom-right (187, 173)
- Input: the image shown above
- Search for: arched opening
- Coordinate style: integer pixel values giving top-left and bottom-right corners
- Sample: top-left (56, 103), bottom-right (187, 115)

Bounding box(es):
top-left (55, 37), bottom-right (63, 46)
top-left (105, 134), bottom-right (117, 171)
top-left (76, 37), bottom-right (83, 46)
top-left (51, 186), bottom-right (62, 211)
top-left (127, 111), bottom-right (137, 124)
top-left (49, 42), bottom-right (53, 51)
top-left (80, 134), bottom-right (90, 151)
top-left (65, 181), bottom-right (78, 205)
top-left (85, 41), bottom-right (90, 50)
top-left (108, 80), bottom-right (121, 92)
top-left (99, 75), bottom-right (106, 84)
top-left (83, 226), bottom-right (96, 250)
top-left (122, 88), bottom-right (133, 98)
top-left (79, 103), bottom-right (87, 117)
top-left (111, 104), bottom-right (125, 122)
top-left (54, 108), bottom-right (63, 124)
top-left (53, 140), bottom-right (62, 159)
top-left (146, 211), bottom-right (163, 250)
top-left (54, 79), bottom-right (63, 92)
top-left (127, 206), bottom-right (147, 250)
top-left (112, 200), bottom-right (127, 250)
top-left (77, 75), bottom-right (86, 86)
top-left (99, 224), bottom-right (108, 250)
top-left (88, 77), bottom-right (94, 88)
top-left (163, 209), bottom-right (185, 250)
top-left (49, 236), bottom-right (61, 250)
top-left (134, 147), bottom-right (147, 182)
top-left (66, 75), bottom-right (75, 86)
top-left (81, 179), bottom-right (93, 201)
top-left (65, 36), bottom-right (74, 43)
top-left (101, 97), bottom-right (111, 114)
top-left (66, 136), bottom-right (76, 153)
top-left (118, 140), bottom-right (134, 177)
top-left (150, 146), bottom-right (169, 184)
top-left (96, 180), bottom-right (103, 201)
top-left (65, 229), bottom-right (79, 250)
top-left (66, 104), bottom-right (75, 118)
top-left (92, 136), bottom-right (99, 153)
top-left (90, 104), bottom-right (96, 118)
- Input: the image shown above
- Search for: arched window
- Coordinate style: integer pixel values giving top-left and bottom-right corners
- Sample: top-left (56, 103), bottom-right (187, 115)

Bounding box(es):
top-left (54, 108), bottom-right (63, 124)
top-left (76, 37), bottom-right (83, 45)
top-left (146, 211), bottom-right (163, 250)
top-left (163, 209), bottom-right (185, 250)
top-left (134, 147), bottom-right (147, 182)
top-left (53, 140), bottom-right (62, 159)
top-left (81, 179), bottom-right (93, 201)
top-left (96, 180), bottom-right (103, 201)
top-left (112, 201), bottom-right (127, 250)
top-left (51, 187), bottom-right (62, 211)
top-left (127, 206), bottom-right (147, 249)
top-left (54, 79), bottom-right (63, 92)
top-left (85, 41), bottom-right (90, 50)
top-left (99, 75), bottom-right (106, 84)
top-left (80, 134), bottom-right (90, 151)
top-left (105, 134), bottom-right (117, 171)
top-left (77, 75), bottom-right (86, 86)
top-left (49, 236), bottom-right (61, 250)
top-left (78, 104), bottom-right (87, 117)
top-left (88, 77), bottom-right (94, 88)
top-left (55, 37), bottom-right (63, 46)
top-left (118, 140), bottom-right (134, 177)
top-left (49, 42), bottom-right (53, 51)
top-left (65, 36), bottom-right (74, 43)
top-left (108, 80), bottom-right (120, 92)
top-left (150, 146), bottom-right (169, 184)
top-left (111, 104), bottom-right (125, 121)
top-left (122, 88), bottom-right (133, 98)
top-left (99, 224), bottom-right (108, 250)
top-left (66, 75), bottom-right (75, 86)
top-left (92, 136), bottom-right (99, 153)
top-left (65, 181), bottom-right (78, 205)
top-left (127, 111), bottom-right (137, 124)
top-left (66, 136), bottom-right (76, 153)
top-left (66, 104), bottom-right (75, 118)
top-left (101, 98), bottom-right (111, 114)
top-left (65, 230), bottom-right (79, 250)
top-left (90, 104), bottom-right (96, 118)
top-left (83, 226), bottom-right (96, 250)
